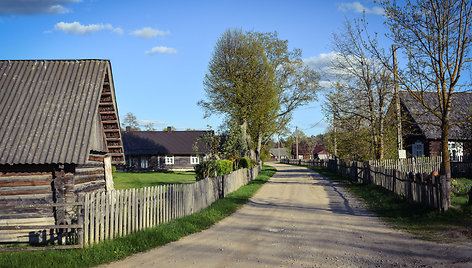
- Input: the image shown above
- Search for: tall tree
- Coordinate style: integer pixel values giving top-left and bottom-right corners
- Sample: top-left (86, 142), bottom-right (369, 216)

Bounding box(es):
top-left (199, 29), bottom-right (319, 161)
top-left (380, 0), bottom-right (472, 190)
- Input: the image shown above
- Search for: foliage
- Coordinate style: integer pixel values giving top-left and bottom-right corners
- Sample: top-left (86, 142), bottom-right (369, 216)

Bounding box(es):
top-left (0, 166), bottom-right (276, 268)
top-left (194, 160), bottom-right (218, 181)
top-left (215, 159), bottom-right (233, 176)
top-left (238, 157), bottom-right (252, 169)
top-left (451, 178), bottom-right (472, 196)
top-left (199, 29), bottom-right (320, 161)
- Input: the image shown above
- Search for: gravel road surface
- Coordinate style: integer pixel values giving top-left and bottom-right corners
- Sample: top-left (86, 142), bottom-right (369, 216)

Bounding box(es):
top-left (102, 163), bottom-right (472, 267)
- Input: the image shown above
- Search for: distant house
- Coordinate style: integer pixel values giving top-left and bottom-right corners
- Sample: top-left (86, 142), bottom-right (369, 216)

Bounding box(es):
top-left (122, 128), bottom-right (211, 171)
top-left (291, 143), bottom-right (329, 160)
top-left (269, 148), bottom-right (287, 160)
top-left (0, 59), bottom-right (125, 242)
top-left (399, 91), bottom-right (472, 161)
top-left (313, 144), bottom-right (330, 160)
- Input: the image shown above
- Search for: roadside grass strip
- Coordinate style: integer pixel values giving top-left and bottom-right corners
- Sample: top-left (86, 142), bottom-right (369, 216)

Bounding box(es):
top-left (0, 165), bottom-right (277, 268)
top-left (308, 166), bottom-right (472, 243)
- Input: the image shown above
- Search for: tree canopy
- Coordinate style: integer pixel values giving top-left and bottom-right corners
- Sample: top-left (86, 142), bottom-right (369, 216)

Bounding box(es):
top-left (199, 29), bottom-right (320, 160)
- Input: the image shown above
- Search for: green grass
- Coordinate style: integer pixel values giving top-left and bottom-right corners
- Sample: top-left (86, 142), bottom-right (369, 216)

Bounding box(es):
top-left (113, 171), bottom-right (196, 190)
top-left (0, 165), bottom-right (277, 268)
top-left (308, 166), bottom-right (472, 243)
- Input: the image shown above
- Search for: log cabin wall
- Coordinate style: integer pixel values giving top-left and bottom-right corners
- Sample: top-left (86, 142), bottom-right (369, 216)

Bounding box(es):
top-left (0, 164), bottom-right (56, 243)
top-left (74, 153), bottom-right (107, 194)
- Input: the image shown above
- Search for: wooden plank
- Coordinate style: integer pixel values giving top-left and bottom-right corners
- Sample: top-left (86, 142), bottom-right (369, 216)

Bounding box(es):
top-left (133, 188), bottom-right (137, 232)
top-left (126, 189), bottom-right (131, 235)
top-left (140, 188), bottom-right (144, 231)
top-left (94, 191), bottom-right (100, 244)
top-left (116, 190), bottom-right (122, 238)
top-left (100, 191), bottom-right (105, 242)
top-left (0, 224), bottom-right (83, 230)
top-left (0, 244), bottom-right (82, 252)
top-left (89, 192), bottom-right (95, 245)
top-left (150, 187), bottom-right (154, 228)
top-left (105, 191), bottom-right (111, 240)
top-left (84, 193), bottom-right (89, 246)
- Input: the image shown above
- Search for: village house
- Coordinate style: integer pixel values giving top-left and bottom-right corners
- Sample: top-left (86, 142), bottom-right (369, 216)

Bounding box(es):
top-left (0, 59), bottom-right (125, 243)
top-left (399, 91), bottom-right (472, 161)
top-left (121, 127), bottom-right (211, 171)
top-left (291, 143), bottom-right (329, 160)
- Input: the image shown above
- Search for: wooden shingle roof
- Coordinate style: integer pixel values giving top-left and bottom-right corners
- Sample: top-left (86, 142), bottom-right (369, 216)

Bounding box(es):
top-left (400, 91), bottom-right (472, 140)
top-left (122, 131), bottom-right (211, 155)
top-left (0, 59), bottom-right (122, 165)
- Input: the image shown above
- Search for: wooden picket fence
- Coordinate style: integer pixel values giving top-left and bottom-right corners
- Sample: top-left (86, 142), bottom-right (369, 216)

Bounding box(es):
top-left (369, 156), bottom-right (442, 174)
top-left (81, 165), bottom-right (261, 246)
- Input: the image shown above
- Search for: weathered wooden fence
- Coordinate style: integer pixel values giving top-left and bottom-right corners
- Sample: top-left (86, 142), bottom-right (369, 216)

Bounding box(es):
top-left (280, 159), bottom-right (328, 168)
top-left (369, 156), bottom-right (442, 174)
top-left (81, 165), bottom-right (261, 246)
top-left (282, 157), bottom-right (448, 210)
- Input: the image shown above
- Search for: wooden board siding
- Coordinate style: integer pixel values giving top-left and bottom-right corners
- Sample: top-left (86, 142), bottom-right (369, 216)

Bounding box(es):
top-left (74, 154), bottom-right (107, 194)
top-left (127, 155), bottom-right (198, 171)
top-left (0, 164), bottom-right (55, 243)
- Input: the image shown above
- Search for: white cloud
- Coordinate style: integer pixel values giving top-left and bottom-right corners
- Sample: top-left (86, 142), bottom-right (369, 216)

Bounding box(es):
top-left (53, 21), bottom-right (122, 35)
top-left (145, 46), bottom-right (177, 55)
top-left (113, 27), bottom-right (124, 35)
top-left (304, 52), bottom-right (345, 89)
top-left (338, 1), bottom-right (385, 15)
top-left (0, 0), bottom-right (81, 16)
top-left (132, 27), bottom-right (170, 39)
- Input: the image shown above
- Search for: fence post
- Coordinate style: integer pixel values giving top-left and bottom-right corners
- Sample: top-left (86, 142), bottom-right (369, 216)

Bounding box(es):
top-left (440, 175), bottom-right (449, 211)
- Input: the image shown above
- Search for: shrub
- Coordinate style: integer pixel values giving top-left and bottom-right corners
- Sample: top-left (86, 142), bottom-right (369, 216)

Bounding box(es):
top-left (239, 157), bottom-right (251, 169)
top-left (194, 160), bottom-right (218, 181)
top-left (112, 165), bottom-right (117, 173)
top-left (216, 160), bottom-right (233, 176)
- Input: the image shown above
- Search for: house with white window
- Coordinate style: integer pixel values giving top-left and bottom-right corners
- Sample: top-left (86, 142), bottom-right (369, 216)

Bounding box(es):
top-left (398, 91), bottom-right (472, 162)
top-left (121, 127), bottom-right (211, 171)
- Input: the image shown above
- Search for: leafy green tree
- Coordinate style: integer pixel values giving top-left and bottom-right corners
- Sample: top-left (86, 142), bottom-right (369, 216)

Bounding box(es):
top-left (199, 29), bottom-right (320, 161)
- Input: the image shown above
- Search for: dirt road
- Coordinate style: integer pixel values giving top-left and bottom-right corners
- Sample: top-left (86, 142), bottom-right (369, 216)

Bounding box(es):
top-left (102, 163), bottom-right (472, 267)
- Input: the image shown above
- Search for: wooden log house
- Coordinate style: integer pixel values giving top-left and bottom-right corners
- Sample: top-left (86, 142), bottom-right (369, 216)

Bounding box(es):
top-left (0, 60), bottom-right (125, 243)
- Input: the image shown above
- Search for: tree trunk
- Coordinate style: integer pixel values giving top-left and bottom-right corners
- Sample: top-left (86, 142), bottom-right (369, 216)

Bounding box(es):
top-left (240, 120), bottom-right (255, 160)
top-left (255, 133), bottom-right (262, 162)
top-left (441, 119), bottom-right (451, 209)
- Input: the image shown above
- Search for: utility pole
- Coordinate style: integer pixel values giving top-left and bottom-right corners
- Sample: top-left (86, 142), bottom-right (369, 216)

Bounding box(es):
top-left (295, 126), bottom-right (299, 160)
top-left (333, 104), bottom-right (337, 157)
top-left (393, 44), bottom-right (404, 158)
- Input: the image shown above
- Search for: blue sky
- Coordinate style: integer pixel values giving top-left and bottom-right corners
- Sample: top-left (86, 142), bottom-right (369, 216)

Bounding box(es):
top-left (0, 0), bottom-right (386, 137)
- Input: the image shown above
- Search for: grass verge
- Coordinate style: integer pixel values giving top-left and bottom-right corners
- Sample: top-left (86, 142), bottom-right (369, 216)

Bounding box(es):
top-left (0, 165), bottom-right (277, 268)
top-left (113, 171), bottom-right (196, 190)
top-left (308, 166), bottom-right (472, 243)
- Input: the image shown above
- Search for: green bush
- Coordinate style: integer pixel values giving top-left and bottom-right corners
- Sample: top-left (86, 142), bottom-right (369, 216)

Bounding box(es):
top-left (112, 165), bottom-right (117, 173)
top-left (194, 160), bottom-right (218, 181)
top-left (216, 160), bottom-right (233, 176)
top-left (239, 157), bottom-right (251, 169)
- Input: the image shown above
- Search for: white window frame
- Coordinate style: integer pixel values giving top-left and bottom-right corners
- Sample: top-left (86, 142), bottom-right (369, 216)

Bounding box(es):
top-left (165, 156), bottom-right (174, 165)
top-left (190, 156), bottom-right (199, 165)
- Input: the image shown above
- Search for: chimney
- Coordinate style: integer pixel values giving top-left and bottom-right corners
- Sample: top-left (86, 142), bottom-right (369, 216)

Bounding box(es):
top-left (126, 126), bottom-right (131, 132)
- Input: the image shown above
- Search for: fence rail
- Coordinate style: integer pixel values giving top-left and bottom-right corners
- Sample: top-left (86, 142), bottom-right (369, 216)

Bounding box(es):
top-left (281, 157), bottom-right (448, 211)
top-left (82, 165), bottom-right (261, 246)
